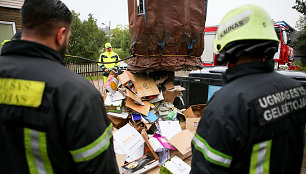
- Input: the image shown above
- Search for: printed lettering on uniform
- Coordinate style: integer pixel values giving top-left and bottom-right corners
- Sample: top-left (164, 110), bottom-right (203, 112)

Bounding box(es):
top-left (252, 86), bottom-right (306, 126)
top-left (0, 78), bottom-right (45, 108)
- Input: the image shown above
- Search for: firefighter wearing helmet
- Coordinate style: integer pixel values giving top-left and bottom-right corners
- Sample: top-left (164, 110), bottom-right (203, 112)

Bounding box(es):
top-left (191, 4), bottom-right (306, 174)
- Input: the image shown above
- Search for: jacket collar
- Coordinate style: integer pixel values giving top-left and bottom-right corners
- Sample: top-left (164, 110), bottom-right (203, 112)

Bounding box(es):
top-left (1, 40), bottom-right (65, 65)
top-left (223, 59), bottom-right (275, 83)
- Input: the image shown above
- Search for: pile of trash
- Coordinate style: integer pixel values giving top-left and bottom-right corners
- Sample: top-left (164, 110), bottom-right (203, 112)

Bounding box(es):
top-left (104, 70), bottom-right (206, 174)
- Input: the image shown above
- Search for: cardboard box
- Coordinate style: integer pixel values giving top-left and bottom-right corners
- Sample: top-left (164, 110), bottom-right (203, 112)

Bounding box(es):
top-left (126, 88), bottom-right (144, 105)
top-left (125, 98), bottom-right (150, 116)
top-left (104, 94), bottom-right (124, 113)
top-left (164, 79), bottom-right (175, 90)
top-left (160, 156), bottom-right (191, 174)
top-left (118, 70), bottom-right (134, 86)
top-left (186, 118), bottom-right (201, 131)
top-left (163, 86), bottom-right (185, 103)
top-left (139, 128), bottom-right (159, 160)
top-left (116, 154), bottom-right (126, 173)
top-left (183, 104), bottom-right (206, 118)
top-left (169, 130), bottom-right (193, 160)
top-left (108, 115), bottom-right (128, 129)
top-left (131, 73), bottom-right (160, 98)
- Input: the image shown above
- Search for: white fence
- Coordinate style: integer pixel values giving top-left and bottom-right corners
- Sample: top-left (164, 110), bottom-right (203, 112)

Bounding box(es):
top-left (66, 63), bottom-right (103, 77)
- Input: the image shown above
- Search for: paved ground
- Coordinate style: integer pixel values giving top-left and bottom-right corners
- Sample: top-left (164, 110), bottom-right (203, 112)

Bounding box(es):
top-left (90, 79), bottom-right (105, 96)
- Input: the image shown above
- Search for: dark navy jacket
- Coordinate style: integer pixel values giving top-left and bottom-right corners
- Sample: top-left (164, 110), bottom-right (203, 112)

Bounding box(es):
top-left (0, 40), bottom-right (118, 174)
top-left (191, 60), bottom-right (306, 174)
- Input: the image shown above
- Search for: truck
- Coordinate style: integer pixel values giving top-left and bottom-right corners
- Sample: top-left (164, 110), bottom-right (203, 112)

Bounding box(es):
top-left (201, 23), bottom-right (295, 69)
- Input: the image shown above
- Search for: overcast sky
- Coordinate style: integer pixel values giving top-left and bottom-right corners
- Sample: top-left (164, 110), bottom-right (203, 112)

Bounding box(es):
top-left (61, 0), bottom-right (301, 30)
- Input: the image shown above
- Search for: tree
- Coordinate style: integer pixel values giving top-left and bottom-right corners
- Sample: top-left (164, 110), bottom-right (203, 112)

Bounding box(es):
top-left (110, 25), bottom-right (130, 53)
top-left (293, 0), bottom-right (306, 16)
top-left (292, 0), bottom-right (306, 51)
top-left (66, 11), bottom-right (107, 63)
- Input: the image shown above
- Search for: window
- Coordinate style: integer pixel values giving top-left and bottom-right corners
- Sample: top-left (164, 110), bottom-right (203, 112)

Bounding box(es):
top-left (282, 28), bottom-right (288, 45)
top-left (274, 27), bottom-right (281, 40)
top-left (137, 0), bottom-right (144, 15)
top-left (0, 21), bottom-right (16, 52)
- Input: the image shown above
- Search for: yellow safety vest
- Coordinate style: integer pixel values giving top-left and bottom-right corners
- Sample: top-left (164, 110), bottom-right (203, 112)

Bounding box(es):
top-left (98, 51), bottom-right (120, 69)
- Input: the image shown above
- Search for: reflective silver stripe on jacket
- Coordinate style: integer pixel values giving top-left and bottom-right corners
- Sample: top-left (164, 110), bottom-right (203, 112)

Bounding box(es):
top-left (192, 133), bottom-right (232, 167)
top-left (24, 128), bottom-right (54, 174)
top-left (70, 123), bottom-right (113, 162)
top-left (250, 140), bottom-right (272, 174)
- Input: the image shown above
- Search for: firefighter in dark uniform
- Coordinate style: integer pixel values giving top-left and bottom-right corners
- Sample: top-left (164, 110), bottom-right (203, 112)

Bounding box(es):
top-left (0, 0), bottom-right (118, 173)
top-left (191, 4), bottom-right (306, 174)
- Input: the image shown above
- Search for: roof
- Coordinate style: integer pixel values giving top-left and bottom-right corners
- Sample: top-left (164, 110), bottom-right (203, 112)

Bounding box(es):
top-left (275, 21), bottom-right (295, 32)
top-left (0, 0), bottom-right (24, 9)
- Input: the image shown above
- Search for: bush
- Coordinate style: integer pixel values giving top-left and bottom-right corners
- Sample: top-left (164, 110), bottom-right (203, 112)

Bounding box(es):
top-left (112, 48), bottom-right (131, 63)
top-left (295, 61), bottom-right (306, 71)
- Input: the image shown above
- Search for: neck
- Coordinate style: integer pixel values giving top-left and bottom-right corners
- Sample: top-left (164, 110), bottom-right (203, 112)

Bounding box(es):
top-left (21, 30), bottom-right (57, 50)
top-left (234, 55), bottom-right (265, 65)
top-left (22, 36), bottom-right (56, 50)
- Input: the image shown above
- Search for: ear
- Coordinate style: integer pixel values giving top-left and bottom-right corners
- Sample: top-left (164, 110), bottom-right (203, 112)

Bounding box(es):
top-left (55, 27), bottom-right (67, 46)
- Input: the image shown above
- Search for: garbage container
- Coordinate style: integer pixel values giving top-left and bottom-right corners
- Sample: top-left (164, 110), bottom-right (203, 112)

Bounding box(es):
top-left (174, 67), bottom-right (226, 108)
top-left (174, 67), bottom-right (306, 109)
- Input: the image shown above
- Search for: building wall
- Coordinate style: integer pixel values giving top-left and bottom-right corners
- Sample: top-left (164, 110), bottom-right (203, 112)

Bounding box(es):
top-left (0, 6), bottom-right (21, 30)
top-left (0, 0), bottom-right (24, 9)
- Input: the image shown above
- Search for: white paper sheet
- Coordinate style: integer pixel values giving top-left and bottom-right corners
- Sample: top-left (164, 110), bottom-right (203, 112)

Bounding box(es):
top-left (113, 124), bottom-right (145, 155)
top-left (158, 121), bottom-right (182, 140)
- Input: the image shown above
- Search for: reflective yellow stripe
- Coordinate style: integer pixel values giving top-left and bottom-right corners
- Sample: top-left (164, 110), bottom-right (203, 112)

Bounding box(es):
top-left (0, 78), bottom-right (45, 107)
top-left (249, 140), bottom-right (272, 174)
top-left (24, 128), bottom-right (54, 174)
top-left (70, 123), bottom-right (113, 162)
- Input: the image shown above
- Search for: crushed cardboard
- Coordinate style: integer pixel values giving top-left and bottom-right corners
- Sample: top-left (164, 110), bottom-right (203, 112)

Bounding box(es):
top-left (125, 98), bottom-right (150, 116)
top-left (169, 130), bottom-right (194, 160)
top-left (103, 70), bottom-right (207, 172)
top-left (131, 73), bottom-right (160, 98)
top-left (183, 104), bottom-right (206, 118)
top-left (186, 118), bottom-right (201, 131)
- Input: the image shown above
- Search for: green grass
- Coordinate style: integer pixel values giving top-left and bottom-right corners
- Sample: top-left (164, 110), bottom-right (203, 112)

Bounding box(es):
top-left (86, 75), bottom-right (104, 81)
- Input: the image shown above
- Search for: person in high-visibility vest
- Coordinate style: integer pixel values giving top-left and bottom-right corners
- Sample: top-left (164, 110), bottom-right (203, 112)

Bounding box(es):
top-left (191, 4), bottom-right (306, 174)
top-left (98, 43), bottom-right (120, 83)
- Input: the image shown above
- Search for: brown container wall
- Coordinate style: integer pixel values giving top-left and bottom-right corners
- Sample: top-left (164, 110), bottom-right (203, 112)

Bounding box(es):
top-left (128, 0), bottom-right (207, 73)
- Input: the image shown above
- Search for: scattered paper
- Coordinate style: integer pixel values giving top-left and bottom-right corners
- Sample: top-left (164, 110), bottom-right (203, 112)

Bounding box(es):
top-left (132, 113), bottom-right (142, 121)
top-left (110, 91), bottom-right (126, 102)
top-left (158, 121), bottom-right (182, 140)
top-left (162, 156), bottom-right (191, 174)
top-left (107, 111), bottom-right (129, 119)
top-left (142, 111), bottom-right (158, 123)
top-left (126, 143), bottom-right (145, 162)
top-left (113, 124), bottom-right (145, 155)
top-left (150, 91), bottom-right (164, 103)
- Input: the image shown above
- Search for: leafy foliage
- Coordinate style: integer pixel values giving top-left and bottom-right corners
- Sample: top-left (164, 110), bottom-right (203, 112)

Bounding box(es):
top-left (296, 31), bottom-right (306, 49)
top-left (296, 61), bottom-right (306, 71)
top-left (112, 48), bottom-right (131, 62)
top-left (66, 11), bottom-right (107, 63)
top-left (292, 0), bottom-right (306, 51)
top-left (293, 0), bottom-right (306, 16)
top-left (111, 25), bottom-right (130, 53)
